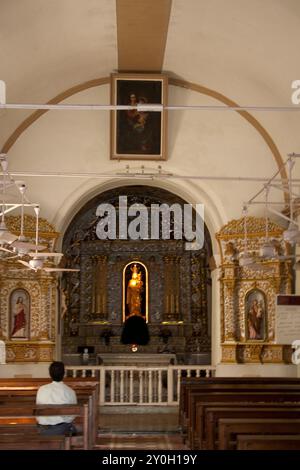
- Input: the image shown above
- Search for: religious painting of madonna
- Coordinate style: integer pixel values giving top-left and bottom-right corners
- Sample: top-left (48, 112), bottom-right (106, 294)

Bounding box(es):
top-left (110, 73), bottom-right (168, 161)
top-left (245, 289), bottom-right (266, 341)
top-left (9, 288), bottom-right (30, 340)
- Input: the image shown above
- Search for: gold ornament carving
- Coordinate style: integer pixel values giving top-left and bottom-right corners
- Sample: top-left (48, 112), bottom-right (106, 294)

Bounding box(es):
top-left (221, 344), bottom-right (237, 363)
top-left (6, 342), bottom-right (54, 362)
top-left (0, 215), bottom-right (59, 362)
top-left (6, 215), bottom-right (58, 239)
top-left (216, 216), bottom-right (283, 240)
top-left (217, 215), bottom-right (291, 364)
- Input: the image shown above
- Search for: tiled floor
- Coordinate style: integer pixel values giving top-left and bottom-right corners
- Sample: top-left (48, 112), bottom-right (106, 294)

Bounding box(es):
top-left (99, 409), bottom-right (179, 433)
top-left (95, 433), bottom-right (187, 450)
top-left (96, 407), bottom-right (186, 450)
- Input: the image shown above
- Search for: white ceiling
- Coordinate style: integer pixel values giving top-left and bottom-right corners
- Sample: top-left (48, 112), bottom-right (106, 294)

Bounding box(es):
top-left (165, 0), bottom-right (300, 104)
top-left (0, 0), bottom-right (117, 144)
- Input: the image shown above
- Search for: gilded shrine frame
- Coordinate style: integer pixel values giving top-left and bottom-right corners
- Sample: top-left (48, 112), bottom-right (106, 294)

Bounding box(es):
top-left (216, 216), bottom-right (293, 363)
top-left (9, 288), bottom-right (30, 341)
top-left (122, 261), bottom-right (148, 323)
top-left (244, 288), bottom-right (267, 342)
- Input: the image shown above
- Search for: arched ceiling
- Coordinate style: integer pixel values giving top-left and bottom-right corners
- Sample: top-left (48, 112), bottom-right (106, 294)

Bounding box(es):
top-left (0, 0), bottom-right (117, 143)
top-left (1, 0), bottom-right (299, 133)
top-left (1, 1), bottom-right (299, 90)
top-left (165, 0), bottom-right (300, 104)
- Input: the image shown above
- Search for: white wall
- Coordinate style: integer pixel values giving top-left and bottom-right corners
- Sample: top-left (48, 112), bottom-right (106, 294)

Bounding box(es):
top-left (0, 363), bottom-right (51, 378)
top-left (216, 364), bottom-right (298, 378)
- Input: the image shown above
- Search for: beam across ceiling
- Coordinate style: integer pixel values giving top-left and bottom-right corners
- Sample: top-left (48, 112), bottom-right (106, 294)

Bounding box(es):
top-left (116, 0), bottom-right (172, 72)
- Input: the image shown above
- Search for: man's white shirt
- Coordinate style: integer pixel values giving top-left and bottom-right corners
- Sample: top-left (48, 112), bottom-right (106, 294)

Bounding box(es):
top-left (36, 381), bottom-right (77, 425)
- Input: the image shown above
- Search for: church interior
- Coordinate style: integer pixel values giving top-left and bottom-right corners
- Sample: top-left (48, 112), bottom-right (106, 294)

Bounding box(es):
top-left (1, 0), bottom-right (300, 452)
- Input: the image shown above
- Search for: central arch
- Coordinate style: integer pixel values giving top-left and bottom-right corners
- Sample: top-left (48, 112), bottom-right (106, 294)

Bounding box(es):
top-left (61, 185), bottom-right (214, 364)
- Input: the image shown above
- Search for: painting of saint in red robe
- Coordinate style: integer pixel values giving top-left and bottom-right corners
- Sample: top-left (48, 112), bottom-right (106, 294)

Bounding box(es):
top-left (10, 289), bottom-right (30, 339)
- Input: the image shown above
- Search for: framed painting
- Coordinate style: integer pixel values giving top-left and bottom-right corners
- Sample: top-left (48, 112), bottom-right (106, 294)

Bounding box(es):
top-left (110, 73), bottom-right (168, 161)
top-left (245, 289), bottom-right (266, 341)
top-left (9, 288), bottom-right (30, 340)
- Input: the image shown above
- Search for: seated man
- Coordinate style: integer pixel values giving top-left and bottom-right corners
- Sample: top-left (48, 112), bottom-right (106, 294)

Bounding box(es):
top-left (36, 361), bottom-right (77, 436)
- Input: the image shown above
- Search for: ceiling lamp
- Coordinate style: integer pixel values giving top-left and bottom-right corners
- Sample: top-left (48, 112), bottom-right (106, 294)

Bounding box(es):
top-left (282, 158), bottom-right (300, 244)
top-left (0, 220), bottom-right (17, 244)
top-left (29, 257), bottom-right (44, 270)
top-left (0, 155), bottom-right (18, 244)
top-left (259, 186), bottom-right (276, 258)
top-left (283, 221), bottom-right (300, 244)
top-left (239, 207), bottom-right (255, 266)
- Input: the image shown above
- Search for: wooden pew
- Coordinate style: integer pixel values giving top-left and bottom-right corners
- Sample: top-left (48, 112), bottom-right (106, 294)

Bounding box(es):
top-left (0, 393), bottom-right (94, 446)
top-left (187, 381), bottom-right (300, 425)
top-left (218, 418), bottom-right (300, 450)
top-left (180, 377), bottom-right (300, 431)
top-left (205, 406), bottom-right (300, 450)
top-left (180, 378), bottom-right (300, 450)
top-left (0, 377), bottom-right (99, 448)
top-left (180, 377), bottom-right (300, 420)
top-left (237, 434), bottom-right (300, 450)
top-left (185, 384), bottom-right (300, 448)
top-left (190, 390), bottom-right (300, 449)
top-left (0, 434), bottom-right (70, 450)
top-left (0, 403), bottom-right (89, 449)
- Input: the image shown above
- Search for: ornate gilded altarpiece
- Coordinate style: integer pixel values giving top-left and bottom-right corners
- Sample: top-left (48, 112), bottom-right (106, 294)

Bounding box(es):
top-left (62, 186), bottom-right (212, 362)
top-left (216, 216), bottom-right (293, 364)
top-left (0, 215), bottom-right (58, 362)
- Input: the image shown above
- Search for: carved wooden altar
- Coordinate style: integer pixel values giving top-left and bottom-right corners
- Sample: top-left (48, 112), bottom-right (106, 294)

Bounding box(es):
top-left (216, 216), bottom-right (293, 364)
top-left (0, 215), bottom-right (58, 362)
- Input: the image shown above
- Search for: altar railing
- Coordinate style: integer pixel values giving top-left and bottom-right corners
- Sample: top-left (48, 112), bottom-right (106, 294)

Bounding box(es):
top-left (65, 365), bottom-right (215, 406)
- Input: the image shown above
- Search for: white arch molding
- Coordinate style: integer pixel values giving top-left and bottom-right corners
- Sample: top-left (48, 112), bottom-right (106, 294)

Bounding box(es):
top-left (54, 176), bottom-right (225, 256)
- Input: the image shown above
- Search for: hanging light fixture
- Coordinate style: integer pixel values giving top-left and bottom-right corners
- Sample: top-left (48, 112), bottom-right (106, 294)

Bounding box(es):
top-left (283, 158), bottom-right (300, 244)
top-left (239, 206), bottom-right (255, 266)
top-left (0, 155), bottom-right (18, 245)
top-left (259, 186), bottom-right (276, 258)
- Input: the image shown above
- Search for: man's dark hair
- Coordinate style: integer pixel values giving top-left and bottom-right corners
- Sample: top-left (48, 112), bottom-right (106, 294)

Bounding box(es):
top-left (49, 361), bottom-right (65, 382)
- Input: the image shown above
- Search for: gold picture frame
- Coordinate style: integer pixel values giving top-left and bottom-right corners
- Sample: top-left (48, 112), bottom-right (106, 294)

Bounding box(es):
top-left (245, 288), bottom-right (267, 342)
top-left (122, 261), bottom-right (148, 323)
top-left (110, 73), bottom-right (168, 161)
top-left (9, 288), bottom-right (30, 340)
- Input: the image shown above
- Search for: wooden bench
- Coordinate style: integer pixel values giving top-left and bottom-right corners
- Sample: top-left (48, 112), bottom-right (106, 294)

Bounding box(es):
top-left (0, 377), bottom-right (99, 448)
top-left (190, 400), bottom-right (300, 449)
top-left (0, 434), bottom-right (70, 450)
top-left (180, 378), bottom-right (300, 450)
top-left (190, 390), bottom-right (300, 449)
top-left (184, 383), bottom-right (300, 448)
top-left (0, 393), bottom-right (94, 444)
top-left (180, 377), bottom-right (300, 416)
top-left (180, 377), bottom-right (300, 430)
top-left (204, 406), bottom-right (300, 450)
top-left (0, 403), bottom-right (89, 449)
top-left (218, 418), bottom-right (300, 450)
top-left (0, 399), bottom-right (92, 449)
top-left (237, 434), bottom-right (300, 450)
